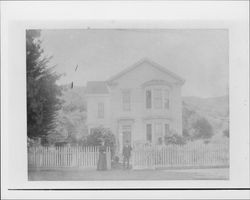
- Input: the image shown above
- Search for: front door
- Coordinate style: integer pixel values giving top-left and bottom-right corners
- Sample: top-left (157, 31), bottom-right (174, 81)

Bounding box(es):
top-left (122, 125), bottom-right (132, 146)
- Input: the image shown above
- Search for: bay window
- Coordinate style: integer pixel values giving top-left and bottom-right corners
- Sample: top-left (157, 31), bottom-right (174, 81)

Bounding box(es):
top-left (153, 89), bottom-right (163, 109)
top-left (145, 87), bottom-right (170, 110)
top-left (155, 123), bottom-right (163, 145)
top-left (145, 122), bottom-right (170, 145)
top-left (146, 124), bottom-right (152, 143)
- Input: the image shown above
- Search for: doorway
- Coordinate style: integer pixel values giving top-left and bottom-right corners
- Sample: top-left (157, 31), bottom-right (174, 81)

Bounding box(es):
top-left (122, 125), bottom-right (132, 146)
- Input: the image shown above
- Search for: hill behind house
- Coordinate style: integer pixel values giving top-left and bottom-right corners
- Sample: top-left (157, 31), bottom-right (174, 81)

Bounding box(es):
top-left (182, 95), bottom-right (229, 139)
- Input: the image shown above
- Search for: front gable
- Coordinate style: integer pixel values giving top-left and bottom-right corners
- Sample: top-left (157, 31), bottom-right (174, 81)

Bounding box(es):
top-left (107, 58), bottom-right (185, 88)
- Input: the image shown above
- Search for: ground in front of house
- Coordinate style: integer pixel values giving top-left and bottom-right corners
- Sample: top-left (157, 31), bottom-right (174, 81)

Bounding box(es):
top-left (28, 167), bottom-right (229, 181)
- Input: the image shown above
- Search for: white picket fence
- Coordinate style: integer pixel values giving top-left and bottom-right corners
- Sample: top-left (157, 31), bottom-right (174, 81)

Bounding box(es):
top-left (29, 143), bottom-right (229, 170)
top-left (132, 142), bottom-right (229, 169)
top-left (28, 146), bottom-right (111, 169)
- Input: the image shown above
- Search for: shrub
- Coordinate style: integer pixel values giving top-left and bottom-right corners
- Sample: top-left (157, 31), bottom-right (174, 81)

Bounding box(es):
top-left (164, 134), bottom-right (186, 145)
top-left (192, 117), bottom-right (213, 139)
top-left (182, 128), bottom-right (190, 138)
top-left (203, 139), bottom-right (210, 144)
top-left (85, 127), bottom-right (114, 146)
top-left (65, 135), bottom-right (78, 144)
top-left (40, 137), bottom-right (49, 146)
top-left (27, 137), bottom-right (41, 147)
top-left (85, 127), bottom-right (116, 158)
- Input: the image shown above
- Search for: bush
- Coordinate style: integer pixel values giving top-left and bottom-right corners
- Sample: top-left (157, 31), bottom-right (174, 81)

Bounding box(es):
top-left (203, 139), bottom-right (210, 144)
top-left (27, 137), bottom-right (41, 147)
top-left (85, 127), bottom-right (116, 158)
top-left (65, 135), bottom-right (78, 144)
top-left (183, 128), bottom-right (190, 138)
top-left (164, 134), bottom-right (186, 145)
top-left (192, 117), bottom-right (213, 139)
top-left (85, 127), bottom-right (114, 146)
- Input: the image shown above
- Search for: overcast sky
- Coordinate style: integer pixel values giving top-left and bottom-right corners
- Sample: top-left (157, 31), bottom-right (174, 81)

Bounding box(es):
top-left (41, 29), bottom-right (228, 98)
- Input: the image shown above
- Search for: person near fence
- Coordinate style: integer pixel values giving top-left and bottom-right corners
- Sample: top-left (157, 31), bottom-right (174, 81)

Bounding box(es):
top-left (122, 141), bottom-right (132, 169)
top-left (97, 140), bottom-right (107, 171)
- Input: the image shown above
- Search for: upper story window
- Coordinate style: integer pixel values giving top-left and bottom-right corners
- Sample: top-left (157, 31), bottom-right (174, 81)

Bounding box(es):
top-left (145, 87), bottom-right (170, 110)
top-left (97, 102), bottom-right (104, 118)
top-left (122, 90), bottom-right (131, 111)
top-left (153, 89), bottom-right (163, 109)
top-left (146, 90), bottom-right (152, 109)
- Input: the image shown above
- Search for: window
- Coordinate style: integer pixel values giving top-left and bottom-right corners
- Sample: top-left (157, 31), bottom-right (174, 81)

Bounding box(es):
top-left (146, 90), bottom-right (152, 109)
top-left (164, 124), bottom-right (170, 136)
top-left (164, 89), bottom-right (169, 109)
top-left (146, 88), bottom-right (170, 110)
top-left (146, 124), bottom-right (152, 143)
top-left (154, 89), bottom-right (162, 109)
top-left (122, 90), bottom-right (131, 111)
top-left (97, 102), bottom-right (104, 118)
top-left (155, 123), bottom-right (163, 144)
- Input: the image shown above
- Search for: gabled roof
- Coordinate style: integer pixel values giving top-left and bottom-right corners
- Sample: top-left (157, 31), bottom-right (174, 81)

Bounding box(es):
top-left (107, 58), bottom-right (185, 85)
top-left (85, 81), bottom-right (109, 94)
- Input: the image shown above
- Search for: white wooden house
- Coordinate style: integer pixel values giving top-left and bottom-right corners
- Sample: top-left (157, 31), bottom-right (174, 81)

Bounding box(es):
top-left (86, 58), bottom-right (185, 152)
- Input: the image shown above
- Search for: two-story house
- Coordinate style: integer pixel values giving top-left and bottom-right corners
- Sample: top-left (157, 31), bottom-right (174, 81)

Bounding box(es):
top-left (86, 58), bottom-right (185, 152)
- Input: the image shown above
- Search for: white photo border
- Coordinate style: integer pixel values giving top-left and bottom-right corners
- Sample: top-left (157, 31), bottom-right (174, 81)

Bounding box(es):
top-left (1, 1), bottom-right (249, 199)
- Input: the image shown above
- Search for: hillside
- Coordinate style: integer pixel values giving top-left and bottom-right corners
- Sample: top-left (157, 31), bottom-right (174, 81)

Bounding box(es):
top-left (182, 95), bottom-right (229, 139)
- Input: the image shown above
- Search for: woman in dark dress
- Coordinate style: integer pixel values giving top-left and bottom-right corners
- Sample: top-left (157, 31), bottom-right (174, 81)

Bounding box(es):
top-left (97, 140), bottom-right (107, 171)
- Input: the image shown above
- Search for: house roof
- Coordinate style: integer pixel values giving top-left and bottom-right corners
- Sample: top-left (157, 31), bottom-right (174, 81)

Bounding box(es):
top-left (107, 58), bottom-right (185, 85)
top-left (85, 81), bottom-right (109, 94)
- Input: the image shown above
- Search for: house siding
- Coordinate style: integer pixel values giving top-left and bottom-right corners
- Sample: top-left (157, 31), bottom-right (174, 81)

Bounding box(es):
top-left (86, 95), bottom-right (111, 131)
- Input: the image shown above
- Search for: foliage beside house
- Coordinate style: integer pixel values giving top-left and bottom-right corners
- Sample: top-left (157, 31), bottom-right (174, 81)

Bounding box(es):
top-left (49, 86), bottom-right (88, 144)
top-left (26, 30), bottom-right (62, 142)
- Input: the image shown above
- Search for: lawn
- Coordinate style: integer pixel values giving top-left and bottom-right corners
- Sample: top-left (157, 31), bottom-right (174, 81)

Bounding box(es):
top-left (28, 167), bottom-right (229, 181)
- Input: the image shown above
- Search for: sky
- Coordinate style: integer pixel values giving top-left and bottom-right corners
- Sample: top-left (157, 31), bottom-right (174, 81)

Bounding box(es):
top-left (41, 29), bottom-right (228, 98)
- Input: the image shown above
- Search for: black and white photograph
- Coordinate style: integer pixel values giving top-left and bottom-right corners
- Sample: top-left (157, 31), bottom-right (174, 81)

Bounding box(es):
top-left (27, 29), bottom-right (230, 181)
top-left (1, 1), bottom-right (249, 199)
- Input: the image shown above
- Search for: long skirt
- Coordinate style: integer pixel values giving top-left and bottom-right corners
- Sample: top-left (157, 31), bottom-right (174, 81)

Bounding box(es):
top-left (97, 153), bottom-right (107, 170)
